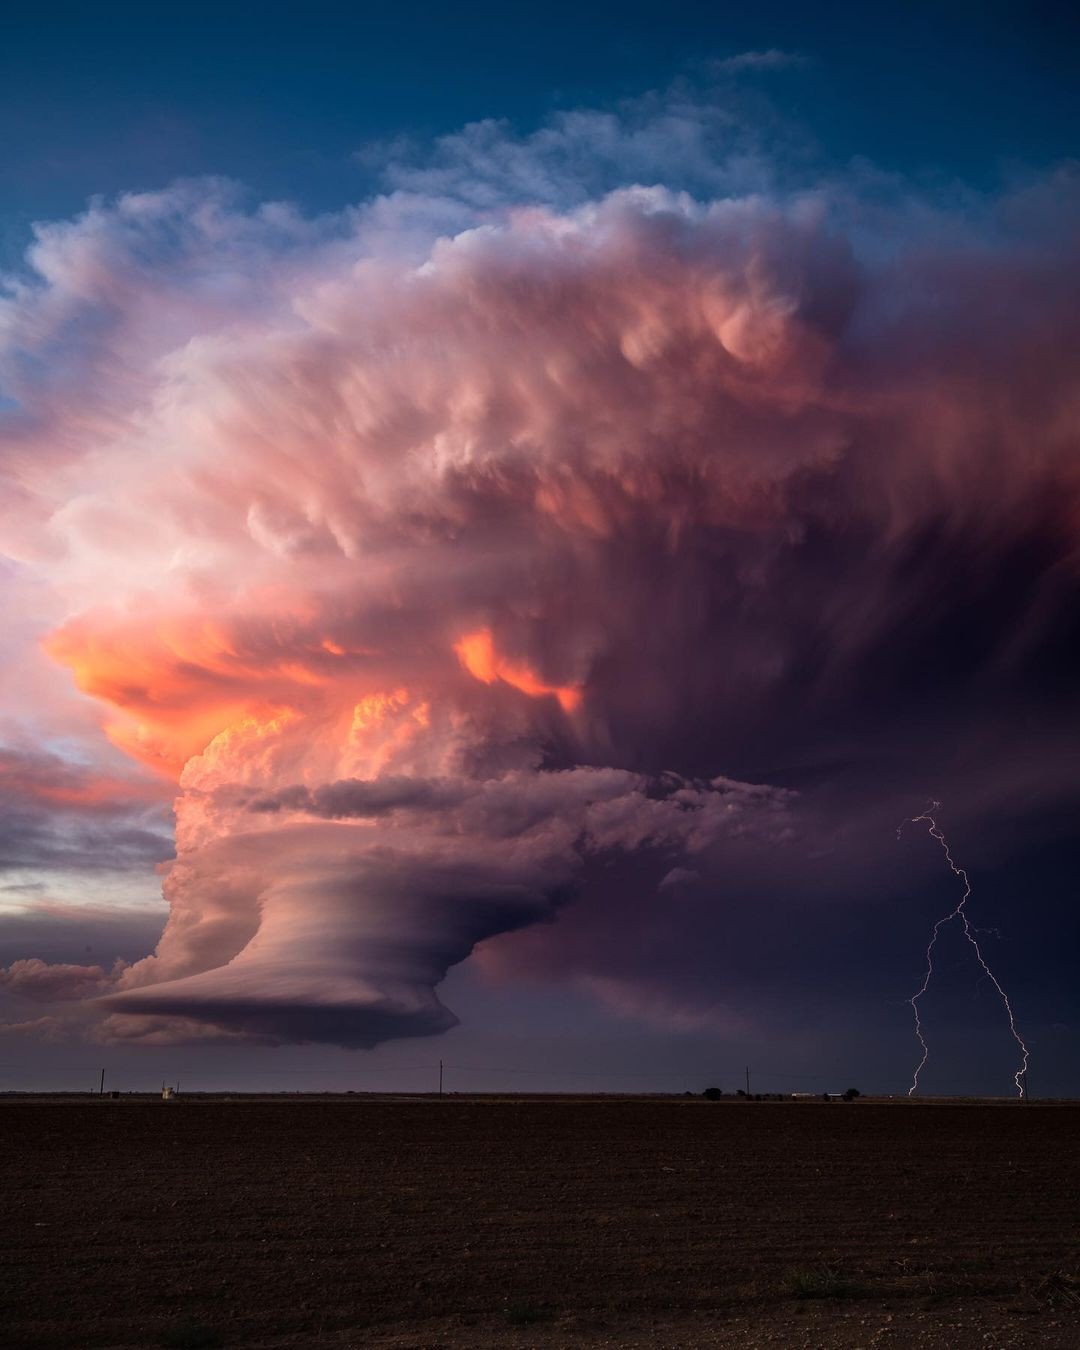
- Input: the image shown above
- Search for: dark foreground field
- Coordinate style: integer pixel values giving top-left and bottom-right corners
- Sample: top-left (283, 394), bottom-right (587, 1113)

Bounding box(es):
top-left (3, 1098), bottom-right (1079, 1349)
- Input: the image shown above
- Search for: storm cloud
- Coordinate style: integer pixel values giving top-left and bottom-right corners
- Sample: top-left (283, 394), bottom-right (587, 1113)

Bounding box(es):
top-left (2, 93), bottom-right (1080, 1047)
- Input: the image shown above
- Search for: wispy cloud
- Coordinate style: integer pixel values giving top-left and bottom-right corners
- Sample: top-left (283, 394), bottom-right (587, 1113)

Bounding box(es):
top-left (712, 49), bottom-right (807, 74)
top-left (357, 83), bottom-right (797, 210)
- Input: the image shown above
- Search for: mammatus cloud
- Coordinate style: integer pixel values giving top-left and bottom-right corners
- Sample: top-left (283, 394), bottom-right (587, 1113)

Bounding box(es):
top-left (2, 90), bottom-right (1080, 1046)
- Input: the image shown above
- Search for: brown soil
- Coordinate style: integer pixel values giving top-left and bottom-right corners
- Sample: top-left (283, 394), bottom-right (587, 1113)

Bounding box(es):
top-left (2, 1097), bottom-right (1078, 1349)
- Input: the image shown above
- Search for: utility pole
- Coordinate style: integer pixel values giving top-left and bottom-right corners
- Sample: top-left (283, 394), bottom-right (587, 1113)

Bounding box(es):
top-left (438, 1060), bottom-right (443, 1097)
top-left (99, 1068), bottom-right (105, 1096)
top-left (745, 1065), bottom-right (751, 1097)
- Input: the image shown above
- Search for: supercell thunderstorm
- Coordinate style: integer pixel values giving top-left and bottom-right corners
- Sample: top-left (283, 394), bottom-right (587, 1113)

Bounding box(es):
top-left (3, 113), bottom-right (1080, 1052)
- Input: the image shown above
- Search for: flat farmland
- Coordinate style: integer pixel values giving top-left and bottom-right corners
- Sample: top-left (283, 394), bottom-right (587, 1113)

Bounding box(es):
top-left (3, 1098), bottom-right (1079, 1349)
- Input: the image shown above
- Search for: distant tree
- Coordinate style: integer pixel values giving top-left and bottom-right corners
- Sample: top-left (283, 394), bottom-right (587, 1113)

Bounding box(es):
top-left (702, 1087), bottom-right (723, 1100)
top-left (842, 1088), bottom-right (861, 1101)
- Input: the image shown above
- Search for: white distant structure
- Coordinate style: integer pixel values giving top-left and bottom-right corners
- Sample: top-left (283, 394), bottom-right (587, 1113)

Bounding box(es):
top-left (161, 1086), bottom-right (174, 1100)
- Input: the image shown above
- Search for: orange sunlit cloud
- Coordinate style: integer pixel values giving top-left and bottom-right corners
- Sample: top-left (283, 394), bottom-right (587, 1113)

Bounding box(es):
top-left (454, 629), bottom-right (582, 713)
top-left (43, 615), bottom-right (333, 780)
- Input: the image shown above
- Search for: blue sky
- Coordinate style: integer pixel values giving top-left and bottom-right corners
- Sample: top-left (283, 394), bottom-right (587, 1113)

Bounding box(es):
top-left (3, 0), bottom-right (1078, 233)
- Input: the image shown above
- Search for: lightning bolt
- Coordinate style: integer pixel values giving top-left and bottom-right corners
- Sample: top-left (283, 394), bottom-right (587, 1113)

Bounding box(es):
top-left (899, 802), bottom-right (1030, 1099)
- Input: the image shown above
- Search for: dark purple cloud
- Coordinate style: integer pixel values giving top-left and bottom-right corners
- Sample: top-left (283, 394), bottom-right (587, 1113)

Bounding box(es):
top-left (0, 745), bottom-right (170, 875)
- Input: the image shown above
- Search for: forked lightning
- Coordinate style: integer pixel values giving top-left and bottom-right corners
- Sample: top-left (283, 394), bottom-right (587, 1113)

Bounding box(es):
top-left (900, 802), bottom-right (1029, 1098)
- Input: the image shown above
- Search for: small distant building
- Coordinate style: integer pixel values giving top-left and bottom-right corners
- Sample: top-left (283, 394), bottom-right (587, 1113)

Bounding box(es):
top-left (161, 1086), bottom-right (174, 1100)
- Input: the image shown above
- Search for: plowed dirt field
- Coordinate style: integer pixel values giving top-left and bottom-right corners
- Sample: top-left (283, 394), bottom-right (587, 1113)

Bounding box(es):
top-left (3, 1098), bottom-right (1078, 1348)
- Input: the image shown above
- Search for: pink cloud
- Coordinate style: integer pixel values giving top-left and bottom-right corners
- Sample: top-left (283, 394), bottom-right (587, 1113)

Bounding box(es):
top-left (0, 957), bottom-right (119, 1001)
top-left (0, 1015), bottom-right (70, 1042)
top-left (2, 121), bottom-right (1079, 1048)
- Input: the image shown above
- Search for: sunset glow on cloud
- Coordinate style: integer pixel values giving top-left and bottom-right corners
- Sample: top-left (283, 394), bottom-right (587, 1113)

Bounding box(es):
top-left (455, 630), bottom-right (582, 714)
top-left (3, 87), bottom-right (1080, 1058)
